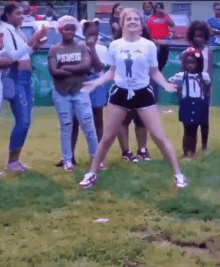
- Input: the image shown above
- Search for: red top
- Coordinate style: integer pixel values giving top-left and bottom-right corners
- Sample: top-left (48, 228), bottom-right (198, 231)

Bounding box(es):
top-left (147, 14), bottom-right (170, 39)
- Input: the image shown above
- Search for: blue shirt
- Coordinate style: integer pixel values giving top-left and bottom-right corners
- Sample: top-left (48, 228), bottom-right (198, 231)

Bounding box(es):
top-left (207, 16), bottom-right (220, 45)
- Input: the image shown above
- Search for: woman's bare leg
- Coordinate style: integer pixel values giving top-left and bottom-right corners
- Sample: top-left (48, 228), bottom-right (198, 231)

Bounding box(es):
top-left (90, 104), bottom-right (128, 173)
top-left (138, 105), bottom-right (181, 175)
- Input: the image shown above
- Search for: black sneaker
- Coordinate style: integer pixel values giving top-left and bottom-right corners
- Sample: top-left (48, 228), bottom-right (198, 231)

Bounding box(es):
top-left (137, 148), bottom-right (151, 161)
top-left (122, 150), bottom-right (139, 162)
top-left (54, 156), bottom-right (76, 167)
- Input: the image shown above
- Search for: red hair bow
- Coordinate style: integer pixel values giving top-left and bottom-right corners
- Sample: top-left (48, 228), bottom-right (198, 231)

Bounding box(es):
top-left (186, 47), bottom-right (200, 58)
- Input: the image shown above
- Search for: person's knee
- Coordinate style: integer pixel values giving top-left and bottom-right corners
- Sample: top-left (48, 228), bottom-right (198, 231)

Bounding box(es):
top-left (59, 112), bottom-right (72, 136)
top-left (102, 133), bottom-right (116, 147)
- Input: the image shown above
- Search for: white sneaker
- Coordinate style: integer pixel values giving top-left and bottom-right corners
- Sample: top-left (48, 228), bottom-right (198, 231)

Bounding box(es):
top-left (174, 174), bottom-right (188, 188)
top-left (79, 172), bottom-right (98, 189)
top-left (6, 161), bottom-right (26, 172)
top-left (63, 161), bottom-right (74, 172)
top-left (18, 161), bottom-right (30, 170)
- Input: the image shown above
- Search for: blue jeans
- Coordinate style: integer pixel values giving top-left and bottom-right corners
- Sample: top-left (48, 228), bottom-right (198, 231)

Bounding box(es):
top-left (9, 70), bottom-right (33, 151)
top-left (52, 89), bottom-right (98, 162)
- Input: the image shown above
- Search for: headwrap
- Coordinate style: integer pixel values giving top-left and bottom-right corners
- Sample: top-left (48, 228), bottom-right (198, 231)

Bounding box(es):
top-left (56, 15), bottom-right (81, 33)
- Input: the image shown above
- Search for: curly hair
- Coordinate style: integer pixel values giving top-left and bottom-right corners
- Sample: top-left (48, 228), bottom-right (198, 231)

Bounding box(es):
top-left (187, 20), bottom-right (210, 44)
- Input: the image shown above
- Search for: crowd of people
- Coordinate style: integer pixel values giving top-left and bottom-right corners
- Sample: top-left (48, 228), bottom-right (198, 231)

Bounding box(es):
top-left (0, 1), bottom-right (219, 190)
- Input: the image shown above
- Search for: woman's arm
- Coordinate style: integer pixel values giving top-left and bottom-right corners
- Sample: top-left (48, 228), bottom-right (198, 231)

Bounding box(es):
top-left (150, 66), bottom-right (177, 92)
top-left (0, 56), bottom-right (13, 68)
top-left (86, 39), bottom-right (104, 73)
top-left (61, 43), bottom-right (91, 73)
top-left (3, 29), bottom-right (32, 61)
top-left (27, 25), bottom-right (49, 47)
top-left (81, 65), bottom-right (116, 92)
top-left (163, 11), bottom-right (175, 27)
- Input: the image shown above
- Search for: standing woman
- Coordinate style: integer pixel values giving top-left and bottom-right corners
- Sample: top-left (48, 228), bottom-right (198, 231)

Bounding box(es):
top-left (147, 2), bottom-right (175, 71)
top-left (109, 3), bottom-right (124, 39)
top-left (1, 3), bottom-right (48, 172)
top-left (0, 29), bottom-right (14, 178)
top-left (141, 1), bottom-right (154, 25)
top-left (79, 8), bottom-right (188, 189)
top-left (48, 16), bottom-right (98, 172)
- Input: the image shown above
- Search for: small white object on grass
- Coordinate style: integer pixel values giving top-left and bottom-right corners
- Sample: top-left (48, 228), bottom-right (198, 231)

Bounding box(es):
top-left (94, 219), bottom-right (109, 222)
top-left (162, 110), bottom-right (174, 113)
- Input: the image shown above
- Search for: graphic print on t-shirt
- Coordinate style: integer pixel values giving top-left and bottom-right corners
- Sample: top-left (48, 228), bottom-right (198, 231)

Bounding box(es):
top-left (56, 52), bottom-right (82, 63)
top-left (124, 54), bottom-right (133, 78)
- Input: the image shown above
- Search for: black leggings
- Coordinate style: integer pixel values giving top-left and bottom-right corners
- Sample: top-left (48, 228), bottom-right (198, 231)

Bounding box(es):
top-left (183, 124), bottom-right (209, 156)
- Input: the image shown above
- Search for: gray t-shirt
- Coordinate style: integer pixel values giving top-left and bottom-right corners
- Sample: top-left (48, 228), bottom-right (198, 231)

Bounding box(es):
top-left (48, 42), bottom-right (88, 94)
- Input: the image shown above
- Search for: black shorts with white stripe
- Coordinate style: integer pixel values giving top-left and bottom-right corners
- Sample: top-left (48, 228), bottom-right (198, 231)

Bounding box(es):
top-left (108, 84), bottom-right (156, 110)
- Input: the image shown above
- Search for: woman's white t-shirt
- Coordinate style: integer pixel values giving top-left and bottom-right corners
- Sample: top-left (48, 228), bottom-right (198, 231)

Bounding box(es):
top-left (107, 37), bottom-right (158, 92)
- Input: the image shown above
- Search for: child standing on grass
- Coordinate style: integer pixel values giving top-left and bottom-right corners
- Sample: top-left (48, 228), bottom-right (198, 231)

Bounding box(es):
top-left (182, 20), bottom-right (213, 154)
top-left (48, 16), bottom-right (98, 172)
top-left (169, 48), bottom-right (211, 160)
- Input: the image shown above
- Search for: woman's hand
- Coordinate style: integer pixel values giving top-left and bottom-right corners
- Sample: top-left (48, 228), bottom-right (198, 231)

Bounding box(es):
top-left (164, 82), bottom-right (177, 93)
top-left (81, 80), bottom-right (99, 93)
top-left (37, 24), bottom-right (50, 39)
top-left (32, 36), bottom-right (48, 50)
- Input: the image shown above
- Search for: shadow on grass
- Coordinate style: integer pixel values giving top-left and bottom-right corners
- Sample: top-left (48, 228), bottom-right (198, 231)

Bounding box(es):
top-left (75, 152), bottom-right (220, 221)
top-left (0, 171), bottom-right (67, 212)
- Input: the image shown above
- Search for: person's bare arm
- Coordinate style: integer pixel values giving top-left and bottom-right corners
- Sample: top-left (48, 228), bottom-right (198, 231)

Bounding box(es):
top-left (81, 65), bottom-right (116, 93)
top-left (85, 38), bottom-right (103, 72)
top-left (27, 25), bottom-right (49, 47)
top-left (165, 13), bottom-right (175, 27)
top-left (150, 66), bottom-right (177, 92)
top-left (0, 56), bottom-right (13, 68)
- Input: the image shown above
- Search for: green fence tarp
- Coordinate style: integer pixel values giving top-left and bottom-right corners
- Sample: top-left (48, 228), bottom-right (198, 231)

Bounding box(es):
top-left (212, 47), bottom-right (220, 107)
top-left (31, 51), bottom-right (53, 106)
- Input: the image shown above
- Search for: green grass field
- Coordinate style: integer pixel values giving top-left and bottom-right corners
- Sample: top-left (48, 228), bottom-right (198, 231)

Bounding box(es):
top-left (0, 103), bottom-right (220, 267)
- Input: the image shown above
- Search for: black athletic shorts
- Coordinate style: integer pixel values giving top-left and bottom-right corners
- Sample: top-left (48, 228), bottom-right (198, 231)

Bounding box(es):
top-left (108, 84), bottom-right (156, 110)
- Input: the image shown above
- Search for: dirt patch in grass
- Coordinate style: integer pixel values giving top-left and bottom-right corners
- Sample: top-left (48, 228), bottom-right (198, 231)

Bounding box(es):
top-left (134, 227), bottom-right (220, 263)
top-left (123, 259), bottom-right (147, 267)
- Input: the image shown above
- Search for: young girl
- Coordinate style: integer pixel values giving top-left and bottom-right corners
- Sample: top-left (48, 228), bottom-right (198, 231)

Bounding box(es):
top-left (54, 18), bottom-right (108, 170)
top-left (147, 2), bottom-right (175, 71)
top-left (169, 48), bottom-right (211, 159)
top-left (182, 20), bottom-right (213, 153)
top-left (79, 8), bottom-right (188, 189)
top-left (48, 15), bottom-right (98, 172)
